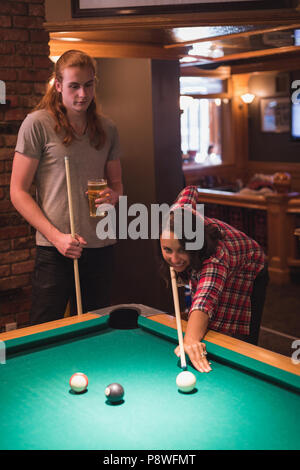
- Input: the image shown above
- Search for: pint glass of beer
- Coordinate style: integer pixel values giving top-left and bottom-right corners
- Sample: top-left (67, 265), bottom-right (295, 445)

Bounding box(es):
top-left (87, 178), bottom-right (108, 217)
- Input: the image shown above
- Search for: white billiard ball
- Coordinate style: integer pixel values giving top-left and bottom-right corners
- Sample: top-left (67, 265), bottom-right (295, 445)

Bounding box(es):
top-left (69, 372), bottom-right (88, 393)
top-left (176, 370), bottom-right (196, 393)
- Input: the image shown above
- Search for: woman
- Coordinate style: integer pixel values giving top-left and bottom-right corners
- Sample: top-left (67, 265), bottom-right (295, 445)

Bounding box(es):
top-left (159, 186), bottom-right (268, 373)
top-left (10, 50), bottom-right (123, 324)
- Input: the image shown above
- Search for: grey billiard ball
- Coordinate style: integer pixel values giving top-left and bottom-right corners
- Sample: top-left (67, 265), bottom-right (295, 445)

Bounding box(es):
top-left (105, 383), bottom-right (124, 403)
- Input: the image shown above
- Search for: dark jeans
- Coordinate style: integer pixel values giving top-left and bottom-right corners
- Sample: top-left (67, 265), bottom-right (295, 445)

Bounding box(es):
top-left (30, 245), bottom-right (114, 325)
top-left (248, 264), bottom-right (269, 345)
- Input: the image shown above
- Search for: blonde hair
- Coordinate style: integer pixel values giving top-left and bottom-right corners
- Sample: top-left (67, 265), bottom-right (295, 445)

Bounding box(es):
top-left (35, 50), bottom-right (106, 149)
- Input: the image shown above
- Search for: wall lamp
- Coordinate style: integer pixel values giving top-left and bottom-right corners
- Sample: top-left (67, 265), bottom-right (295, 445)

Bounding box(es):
top-left (241, 93), bottom-right (255, 104)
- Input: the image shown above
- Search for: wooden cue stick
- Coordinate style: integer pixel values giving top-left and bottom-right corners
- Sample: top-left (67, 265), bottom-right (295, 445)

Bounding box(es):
top-left (64, 156), bottom-right (83, 316)
top-left (170, 266), bottom-right (187, 370)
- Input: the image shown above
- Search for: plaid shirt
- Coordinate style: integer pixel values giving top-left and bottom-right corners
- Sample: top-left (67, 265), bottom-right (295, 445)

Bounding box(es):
top-left (173, 186), bottom-right (266, 336)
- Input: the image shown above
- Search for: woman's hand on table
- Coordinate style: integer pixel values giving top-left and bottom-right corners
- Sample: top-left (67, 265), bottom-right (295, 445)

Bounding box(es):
top-left (177, 309), bottom-right (211, 372)
top-left (174, 336), bottom-right (212, 373)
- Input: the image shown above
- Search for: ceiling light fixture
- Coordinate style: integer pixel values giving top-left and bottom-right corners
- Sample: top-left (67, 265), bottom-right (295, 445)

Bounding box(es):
top-left (55, 37), bottom-right (83, 42)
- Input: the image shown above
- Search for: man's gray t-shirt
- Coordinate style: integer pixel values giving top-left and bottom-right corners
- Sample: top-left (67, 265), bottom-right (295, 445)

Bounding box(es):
top-left (15, 109), bottom-right (121, 247)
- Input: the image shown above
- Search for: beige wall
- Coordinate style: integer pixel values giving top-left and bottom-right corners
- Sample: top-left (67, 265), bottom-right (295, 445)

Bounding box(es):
top-left (45, 0), bottom-right (71, 22)
top-left (96, 58), bottom-right (156, 206)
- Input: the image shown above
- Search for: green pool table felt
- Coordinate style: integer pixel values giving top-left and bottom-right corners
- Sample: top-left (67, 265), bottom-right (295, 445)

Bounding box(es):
top-left (0, 315), bottom-right (299, 450)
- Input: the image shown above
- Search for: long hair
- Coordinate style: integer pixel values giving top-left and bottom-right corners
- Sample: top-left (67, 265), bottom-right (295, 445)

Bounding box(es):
top-left (34, 49), bottom-right (106, 149)
top-left (158, 209), bottom-right (223, 285)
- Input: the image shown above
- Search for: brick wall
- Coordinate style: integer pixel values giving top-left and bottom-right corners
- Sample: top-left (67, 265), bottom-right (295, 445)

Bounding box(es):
top-left (0, 0), bottom-right (52, 330)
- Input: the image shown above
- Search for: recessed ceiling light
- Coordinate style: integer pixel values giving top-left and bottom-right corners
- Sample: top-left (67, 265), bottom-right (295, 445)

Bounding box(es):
top-left (55, 37), bottom-right (83, 42)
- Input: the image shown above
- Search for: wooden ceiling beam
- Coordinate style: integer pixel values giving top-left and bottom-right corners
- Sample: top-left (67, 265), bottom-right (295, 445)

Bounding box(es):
top-left (183, 45), bottom-right (300, 64)
top-left (44, 8), bottom-right (300, 33)
top-left (49, 39), bottom-right (184, 60)
top-left (180, 66), bottom-right (231, 78)
top-left (164, 23), bottom-right (300, 48)
top-left (230, 51), bottom-right (300, 73)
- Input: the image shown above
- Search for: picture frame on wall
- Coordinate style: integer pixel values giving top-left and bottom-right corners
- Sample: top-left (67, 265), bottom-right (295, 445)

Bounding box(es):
top-left (71, 1), bottom-right (293, 18)
top-left (260, 97), bottom-right (290, 133)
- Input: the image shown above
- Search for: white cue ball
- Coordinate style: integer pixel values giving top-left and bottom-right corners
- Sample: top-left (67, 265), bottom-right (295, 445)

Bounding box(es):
top-left (69, 372), bottom-right (88, 393)
top-left (176, 371), bottom-right (196, 393)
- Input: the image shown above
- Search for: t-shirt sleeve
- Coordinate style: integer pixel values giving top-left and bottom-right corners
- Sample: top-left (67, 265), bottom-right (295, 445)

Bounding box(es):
top-left (15, 113), bottom-right (45, 160)
top-left (107, 123), bottom-right (121, 162)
